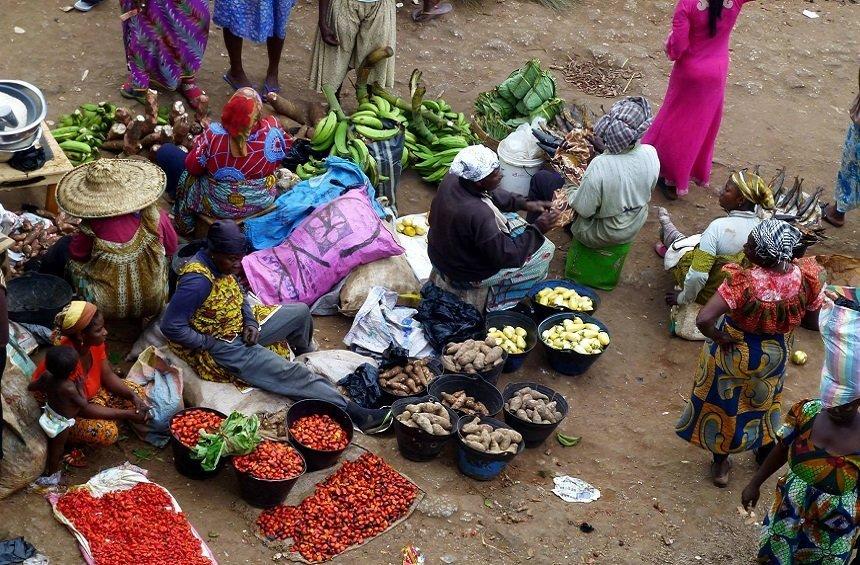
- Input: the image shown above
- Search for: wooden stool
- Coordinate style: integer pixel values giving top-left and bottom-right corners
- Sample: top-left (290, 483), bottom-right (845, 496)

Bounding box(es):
top-left (0, 122), bottom-right (74, 213)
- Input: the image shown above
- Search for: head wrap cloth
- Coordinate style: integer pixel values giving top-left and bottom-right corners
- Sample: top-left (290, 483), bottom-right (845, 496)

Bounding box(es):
top-left (55, 301), bottom-right (98, 335)
top-left (207, 220), bottom-right (247, 255)
top-left (750, 219), bottom-right (801, 265)
top-left (221, 87), bottom-right (262, 158)
top-left (731, 170), bottom-right (775, 210)
top-left (593, 96), bottom-right (653, 154)
top-left (450, 145), bottom-right (500, 182)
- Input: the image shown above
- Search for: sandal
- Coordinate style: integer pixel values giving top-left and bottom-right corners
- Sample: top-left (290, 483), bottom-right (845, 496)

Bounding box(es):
top-left (821, 203), bottom-right (845, 228)
top-left (223, 73), bottom-right (253, 92)
top-left (412, 2), bottom-right (453, 21)
top-left (654, 242), bottom-right (667, 258)
top-left (260, 80), bottom-right (281, 97)
top-left (119, 82), bottom-right (147, 103)
top-left (178, 79), bottom-right (206, 111)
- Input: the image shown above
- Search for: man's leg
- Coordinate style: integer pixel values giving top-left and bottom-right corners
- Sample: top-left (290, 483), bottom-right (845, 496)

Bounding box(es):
top-left (257, 304), bottom-right (314, 353)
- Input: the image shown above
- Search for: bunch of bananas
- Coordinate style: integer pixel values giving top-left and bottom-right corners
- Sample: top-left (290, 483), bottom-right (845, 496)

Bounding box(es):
top-left (295, 158), bottom-right (328, 180)
top-left (51, 102), bottom-right (116, 166)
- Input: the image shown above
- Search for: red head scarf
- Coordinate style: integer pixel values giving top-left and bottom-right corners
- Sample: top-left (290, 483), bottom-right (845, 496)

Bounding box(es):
top-left (221, 87), bottom-right (263, 158)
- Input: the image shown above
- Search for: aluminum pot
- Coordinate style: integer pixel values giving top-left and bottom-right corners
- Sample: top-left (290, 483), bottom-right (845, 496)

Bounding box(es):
top-left (0, 80), bottom-right (47, 160)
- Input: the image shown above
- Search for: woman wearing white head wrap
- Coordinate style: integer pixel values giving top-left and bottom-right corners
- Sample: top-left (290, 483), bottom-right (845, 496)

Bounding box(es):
top-left (741, 290), bottom-right (860, 563)
top-left (427, 145), bottom-right (558, 312)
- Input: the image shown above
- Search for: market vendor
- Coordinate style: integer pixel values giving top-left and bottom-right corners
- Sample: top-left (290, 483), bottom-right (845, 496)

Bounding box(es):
top-left (156, 87), bottom-right (290, 235)
top-left (56, 159), bottom-right (177, 320)
top-left (31, 302), bottom-right (149, 448)
top-left (427, 145), bottom-right (558, 313)
top-left (160, 220), bottom-right (390, 432)
top-left (656, 170), bottom-right (774, 306)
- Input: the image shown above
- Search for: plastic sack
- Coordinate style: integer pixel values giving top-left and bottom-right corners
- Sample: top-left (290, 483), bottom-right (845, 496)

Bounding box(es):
top-left (337, 364), bottom-right (382, 408)
top-left (669, 303), bottom-right (706, 341)
top-left (344, 286), bottom-right (434, 359)
top-left (366, 124), bottom-right (405, 215)
top-left (0, 340), bottom-right (46, 500)
top-left (499, 123), bottom-right (543, 162)
top-left (126, 346), bottom-right (184, 447)
top-left (339, 254), bottom-right (420, 317)
top-left (819, 286), bottom-right (860, 408)
top-left (244, 157), bottom-right (387, 250)
top-left (243, 190), bottom-right (404, 306)
top-left (415, 282), bottom-right (484, 351)
top-left (296, 350), bottom-right (378, 387)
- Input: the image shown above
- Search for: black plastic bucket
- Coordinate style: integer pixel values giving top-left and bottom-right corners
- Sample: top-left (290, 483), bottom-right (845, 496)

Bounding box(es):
top-left (7, 273), bottom-right (72, 327)
top-left (537, 312), bottom-right (610, 376)
top-left (528, 279), bottom-right (601, 323)
top-left (485, 311), bottom-right (538, 373)
top-left (427, 374), bottom-right (504, 418)
top-left (233, 440), bottom-right (306, 508)
top-left (455, 415), bottom-right (524, 481)
top-left (286, 399), bottom-right (353, 471)
top-left (391, 395), bottom-right (458, 462)
top-left (501, 382), bottom-right (569, 447)
top-left (169, 407), bottom-right (228, 480)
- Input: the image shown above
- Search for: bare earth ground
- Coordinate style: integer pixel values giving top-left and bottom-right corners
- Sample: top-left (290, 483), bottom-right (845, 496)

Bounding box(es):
top-left (1, 0), bottom-right (859, 563)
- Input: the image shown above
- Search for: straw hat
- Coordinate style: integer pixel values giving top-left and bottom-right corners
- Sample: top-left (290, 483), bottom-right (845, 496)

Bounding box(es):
top-left (56, 158), bottom-right (166, 218)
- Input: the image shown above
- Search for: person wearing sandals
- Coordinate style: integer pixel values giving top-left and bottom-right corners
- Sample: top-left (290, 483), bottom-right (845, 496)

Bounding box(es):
top-left (676, 220), bottom-right (825, 488)
top-left (310, 0), bottom-right (396, 93)
top-left (214, 0), bottom-right (297, 94)
top-left (119, 0), bottom-right (210, 110)
top-left (822, 68), bottom-right (860, 228)
top-left (413, 0), bottom-right (453, 22)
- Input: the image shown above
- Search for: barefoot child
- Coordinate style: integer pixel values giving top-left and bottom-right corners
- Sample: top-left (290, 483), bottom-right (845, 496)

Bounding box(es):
top-left (28, 346), bottom-right (88, 475)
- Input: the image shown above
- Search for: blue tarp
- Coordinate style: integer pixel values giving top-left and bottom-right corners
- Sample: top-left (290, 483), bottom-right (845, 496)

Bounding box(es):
top-left (245, 157), bottom-right (387, 250)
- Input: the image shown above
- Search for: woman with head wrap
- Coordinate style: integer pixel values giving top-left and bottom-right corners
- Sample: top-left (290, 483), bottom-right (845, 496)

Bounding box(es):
top-left (156, 87), bottom-right (291, 235)
top-left (742, 290), bottom-right (860, 562)
top-left (30, 301), bottom-right (149, 448)
top-left (676, 220), bottom-right (825, 487)
top-left (657, 169), bottom-right (774, 308)
top-left (161, 221), bottom-right (391, 432)
top-left (427, 145), bottom-right (558, 312)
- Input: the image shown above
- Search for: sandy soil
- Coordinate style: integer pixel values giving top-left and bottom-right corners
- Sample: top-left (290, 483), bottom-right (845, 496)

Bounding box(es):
top-left (1, 0), bottom-right (859, 563)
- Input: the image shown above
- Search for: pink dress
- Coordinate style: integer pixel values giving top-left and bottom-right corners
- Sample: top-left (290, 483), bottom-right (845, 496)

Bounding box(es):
top-left (642, 0), bottom-right (750, 196)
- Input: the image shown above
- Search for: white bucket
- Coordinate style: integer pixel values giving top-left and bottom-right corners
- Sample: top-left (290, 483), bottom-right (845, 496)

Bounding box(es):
top-left (497, 143), bottom-right (545, 197)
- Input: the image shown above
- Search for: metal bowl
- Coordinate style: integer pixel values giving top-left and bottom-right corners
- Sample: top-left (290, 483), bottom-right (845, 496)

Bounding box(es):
top-left (0, 81), bottom-right (47, 152)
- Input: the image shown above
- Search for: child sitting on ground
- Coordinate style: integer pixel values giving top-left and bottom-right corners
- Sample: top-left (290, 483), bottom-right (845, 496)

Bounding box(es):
top-left (27, 346), bottom-right (88, 475)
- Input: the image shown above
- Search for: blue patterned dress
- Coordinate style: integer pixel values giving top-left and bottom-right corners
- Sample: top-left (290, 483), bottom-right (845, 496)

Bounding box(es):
top-left (213, 0), bottom-right (297, 43)
top-left (835, 123), bottom-right (860, 214)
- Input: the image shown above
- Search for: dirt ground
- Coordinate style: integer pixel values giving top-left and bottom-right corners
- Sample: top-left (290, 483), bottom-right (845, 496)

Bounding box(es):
top-left (1, 0), bottom-right (860, 563)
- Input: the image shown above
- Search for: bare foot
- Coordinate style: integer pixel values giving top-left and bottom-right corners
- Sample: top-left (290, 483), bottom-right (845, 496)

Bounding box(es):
top-left (822, 203), bottom-right (845, 227)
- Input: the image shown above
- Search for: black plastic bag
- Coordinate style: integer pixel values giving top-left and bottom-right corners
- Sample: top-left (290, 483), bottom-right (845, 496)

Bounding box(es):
top-left (281, 138), bottom-right (314, 172)
top-left (378, 344), bottom-right (409, 371)
top-left (0, 537), bottom-right (36, 565)
top-left (367, 119), bottom-right (404, 214)
top-left (337, 363), bottom-right (382, 408)
top-left (415, 282), bottom-right (484, 351)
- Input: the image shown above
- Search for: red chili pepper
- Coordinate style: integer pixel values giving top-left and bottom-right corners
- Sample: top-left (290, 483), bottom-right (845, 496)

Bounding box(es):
top-left (56, 482), bottom-right (212, 565)
top-left (256, 453), bottom-right (417, 562)
top-left (170, 409), bottom-right (224, 448)
top-left (233, 440), bottom-right (304, 480)
top-left (289, 414), bottom-right (349, 451)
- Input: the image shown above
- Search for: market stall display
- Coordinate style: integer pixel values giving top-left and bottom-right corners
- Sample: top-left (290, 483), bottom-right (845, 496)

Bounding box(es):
top-left (441, 337), bottom-right (507, 382)
top-left (440, 391), bottom-right (490, 417)
top-left (502, 382), bottom-right (569, 447)
top-left (529, 279), bottom-right (600, 321)
top-left (2, 208), bottom-right (80, 276)
top-left (484, 311), bottom-right (538, 373)
top-left (233, 440), bottom-right (307, 509)
top-left (538, 312), bottom-right (611, 376)
top-left (49, 465), bottom-right (217, 565)
top-left (378, 358), bottom-right (437, 398)
top-left (286, 400), bottom-right (353, 471)
top-left (392, 396), bottom-right (459, 461)
top-left (428, 374), bottom-right (504, 417)
top-left (455, 415), bottom-right (524, 480)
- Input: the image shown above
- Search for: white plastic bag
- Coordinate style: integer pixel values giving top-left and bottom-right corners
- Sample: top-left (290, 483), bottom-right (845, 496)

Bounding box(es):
top-left (126, 346), bottom-right (184, 447)
top-left (498, 123), bottom-right (543, 161)
top-left (343, 287), bottom-right (433, 358)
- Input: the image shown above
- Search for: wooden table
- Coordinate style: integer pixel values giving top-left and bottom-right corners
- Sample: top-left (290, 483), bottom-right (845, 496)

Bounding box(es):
top-left (0, 121), bottom-right (74, 213)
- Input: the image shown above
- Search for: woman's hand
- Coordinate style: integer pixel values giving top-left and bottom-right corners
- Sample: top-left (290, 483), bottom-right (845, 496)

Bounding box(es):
top-left (665, 290), bottom-right (680, 306)
top-left (128, 408), bottom-right (149, 425)
top-left (534, 210), bottom-right (561, 234)
top-left (318, 20), bottom-right (339, 46)
top-left (242, 324), bottom-right (260, 346)
top-left (524, 201), bottom-right (552, 214)
top-left (741, 482), bottom-right (760, 511)
top-left (131, 394), bottom-right (150, 414)
top-left (712, 330), bottom-right (738, 349)
top-left (586, 134), bottom-right (605, 155)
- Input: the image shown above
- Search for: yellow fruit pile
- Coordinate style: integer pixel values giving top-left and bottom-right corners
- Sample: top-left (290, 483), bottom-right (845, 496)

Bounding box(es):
top-left (487, 326), bottom-right (528, 354)
top-left (396, 217), bottom-right (427, 237)
top-left (542, 317), bottom-right (609, 355)
top-left (535, 286), bottom-right (593, 312)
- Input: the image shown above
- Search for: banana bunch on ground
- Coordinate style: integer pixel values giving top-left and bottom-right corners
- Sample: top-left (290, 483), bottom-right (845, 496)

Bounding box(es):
top-left (51, 102), bottom-right (116, 166)
top-left (295, 157), bottom-right (328, 180)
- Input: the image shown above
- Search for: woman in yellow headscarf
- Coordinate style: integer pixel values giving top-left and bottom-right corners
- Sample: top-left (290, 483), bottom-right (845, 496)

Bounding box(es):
top-left (30, 301), bottom-right (148, 447)
top-left (656, 170), bottom-right (775, 307)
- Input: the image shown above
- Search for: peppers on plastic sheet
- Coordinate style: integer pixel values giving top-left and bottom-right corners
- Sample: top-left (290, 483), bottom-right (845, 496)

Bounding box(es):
top-left (256, 453), bottom-right (418, 562)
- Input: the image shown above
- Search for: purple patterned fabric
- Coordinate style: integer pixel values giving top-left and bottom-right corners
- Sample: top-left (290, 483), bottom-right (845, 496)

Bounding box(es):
top-left (121, 0), bottom-right (210, 91)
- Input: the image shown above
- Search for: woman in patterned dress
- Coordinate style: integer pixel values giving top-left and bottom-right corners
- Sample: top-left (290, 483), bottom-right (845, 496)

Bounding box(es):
top-left (119, 0), bottom-right (210, 109)
top-left (157, 88), bottom-right (291, 235)
top-left (676, 220), bottom-right (825, 487)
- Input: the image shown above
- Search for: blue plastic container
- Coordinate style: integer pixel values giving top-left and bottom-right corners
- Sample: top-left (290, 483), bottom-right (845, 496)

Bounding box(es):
top-left (537, 312), bottom-right (610, 376)
top-left (455, 415), bottom-right (524, 481)
top-left (484, 311), bottom-right (538, 373)
top-left (528, 279), bottom-right (601, 323)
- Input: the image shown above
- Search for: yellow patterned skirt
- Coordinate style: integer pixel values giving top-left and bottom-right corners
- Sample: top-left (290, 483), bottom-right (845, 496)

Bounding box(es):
top-left (68, 381), bottom-right (145, 447)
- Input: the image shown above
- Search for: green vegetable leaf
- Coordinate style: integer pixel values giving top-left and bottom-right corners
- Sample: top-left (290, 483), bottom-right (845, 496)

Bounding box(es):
top-left (484, 498), bottom-right (493, 508)
top-left (556, 432), bottom-right (581, 447)
top-left (191, 411), bottom-right (261, 471)
top-left (132, 448), bottom-right (155, 460)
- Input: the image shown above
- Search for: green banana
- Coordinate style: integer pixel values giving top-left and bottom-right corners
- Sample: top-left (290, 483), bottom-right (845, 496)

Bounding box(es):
top-left (356, 102), bottom-right (379, 114)
top-left (333, 120), bottom-right (349, 156)
top-left (556, 433), bottom-right (581, 447)
top-left (350, 115), bottom-right (385, 129)
top-left (311, 112), bottom-right (337, 149)
top-left (421, 167), bottom-right (448, 183)
top-left (371, 95), bottom-right (390, 113)
top-left (354, 124), bottom-right (399, 141)
top-left (349, 139), bottom-right (370, 166)
top-left (400, 147), bottom-right (409, 169)
top-left (59, 140), bottom-right (93, 154)
top-left (349, 110), bottom-right (378, 120)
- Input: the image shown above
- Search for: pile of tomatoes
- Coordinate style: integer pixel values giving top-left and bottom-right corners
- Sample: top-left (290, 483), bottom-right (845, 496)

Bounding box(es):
top-left (256, 453), bottom-right (418, 562)
top-left (56, 482), bottom-right (212, 565)
top-left (170, 409), bottom-right (224, 448)
top-left (233, 440), bottom-right (304, 481)
top-left (289, 414), bottom-right (349, 451)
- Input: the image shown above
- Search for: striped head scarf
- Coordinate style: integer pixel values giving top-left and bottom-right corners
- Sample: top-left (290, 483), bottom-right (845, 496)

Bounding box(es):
top-left (593, 96), bottom-right (653, 154)
top-left (731, 170), bottom-right (774, 210)
top-left (750, 219), bottom-right (801, 266)
top-left (54, 301), bottom-right (98, 337)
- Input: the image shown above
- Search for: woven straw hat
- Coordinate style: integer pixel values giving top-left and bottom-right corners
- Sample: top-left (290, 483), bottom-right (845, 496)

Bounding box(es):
top-left (57, 158), bottom-right (166, 218)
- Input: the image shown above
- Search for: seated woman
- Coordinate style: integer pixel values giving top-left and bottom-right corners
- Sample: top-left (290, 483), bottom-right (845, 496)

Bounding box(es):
top-left (55, 160), bottom-right (177, 320)
top-left (31, 302), bottom-right (149, 448)
top-left (657, 170), bottom-right (774, 307)
top-left (157, 87), bottom-right (290, 235)
top-left (427, 145), bottom-right (557, 313)
top-left (160, 220), bottom-right (389, 432)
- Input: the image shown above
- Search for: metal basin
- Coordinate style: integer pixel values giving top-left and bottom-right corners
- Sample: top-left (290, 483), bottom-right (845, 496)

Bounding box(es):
top-left (0, 80), bottom-right (46, 153)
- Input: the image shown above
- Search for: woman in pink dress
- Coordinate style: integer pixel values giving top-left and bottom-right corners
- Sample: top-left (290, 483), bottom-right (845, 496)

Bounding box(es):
top-left (643, 0), bottom-right (754, 200)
